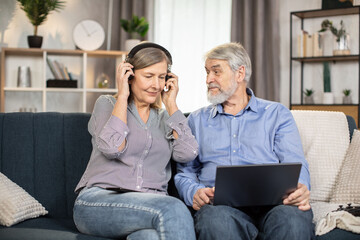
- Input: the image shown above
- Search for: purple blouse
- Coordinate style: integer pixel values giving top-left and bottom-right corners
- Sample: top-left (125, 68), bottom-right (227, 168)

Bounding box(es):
top-left (75, 95), bottom-right (198, 194)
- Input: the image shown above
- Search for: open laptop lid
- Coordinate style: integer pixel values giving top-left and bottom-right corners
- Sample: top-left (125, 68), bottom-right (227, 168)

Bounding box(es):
top-left (213, 163), bottom-right (301, 207)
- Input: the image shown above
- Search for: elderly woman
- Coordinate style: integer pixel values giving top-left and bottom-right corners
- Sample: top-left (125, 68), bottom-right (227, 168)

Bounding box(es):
top-left (73, 42), bottom-right (198, 240)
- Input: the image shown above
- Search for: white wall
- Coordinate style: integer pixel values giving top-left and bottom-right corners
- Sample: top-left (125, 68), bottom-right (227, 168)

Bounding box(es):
top-left (1, 0), bottom-right (359, 110)
top-left (0, 0), bottom-right (110, 50)
top-left (279, 0), bottom-right (359, 106)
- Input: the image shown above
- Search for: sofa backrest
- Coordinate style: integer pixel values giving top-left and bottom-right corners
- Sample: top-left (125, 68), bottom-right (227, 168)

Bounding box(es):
top-left (0, 112), bottom-right (92, 219)
top-left (291, 110), bottom-right (351, 203)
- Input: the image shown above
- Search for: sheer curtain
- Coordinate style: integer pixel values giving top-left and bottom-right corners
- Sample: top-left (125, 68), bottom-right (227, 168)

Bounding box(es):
top-left (153, 0), bottom-right (232, 112)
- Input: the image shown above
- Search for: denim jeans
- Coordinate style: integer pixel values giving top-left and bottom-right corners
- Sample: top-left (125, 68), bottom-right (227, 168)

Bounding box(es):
top-left (73, 187), bottom-right (196, 240)
top-left (194, 204), bottom-right (315, 240)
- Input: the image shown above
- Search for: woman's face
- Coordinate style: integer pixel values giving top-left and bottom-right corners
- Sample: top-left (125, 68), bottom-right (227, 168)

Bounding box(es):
top-left (130, 60), bottom-right (167, 106)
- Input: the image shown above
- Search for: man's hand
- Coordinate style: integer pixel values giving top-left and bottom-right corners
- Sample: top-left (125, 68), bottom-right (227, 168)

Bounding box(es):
top-left (283, 183), bottom-right (311, 211)
top-left (193, 187), bottom-right (215, 211)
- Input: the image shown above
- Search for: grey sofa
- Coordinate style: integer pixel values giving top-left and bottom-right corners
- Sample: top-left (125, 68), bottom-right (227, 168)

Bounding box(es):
top-left (0, 112), bottom-right (358, 240)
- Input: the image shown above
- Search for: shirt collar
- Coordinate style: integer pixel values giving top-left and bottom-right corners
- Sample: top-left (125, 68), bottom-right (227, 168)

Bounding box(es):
top-left (210, 88), bottom-right (258, 118)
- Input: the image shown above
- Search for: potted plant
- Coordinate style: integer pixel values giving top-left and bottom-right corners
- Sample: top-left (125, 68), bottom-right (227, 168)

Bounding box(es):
top-left (303, 89), bottom-right (314, 104)
top-left (120, 15), bottom-right (149, 51)
top-left (319, 19), bottom-right (350, 55)
top-left (343, 89), bottom-right (352, 104)
top-left (17, 0), bottom-right (65, 48)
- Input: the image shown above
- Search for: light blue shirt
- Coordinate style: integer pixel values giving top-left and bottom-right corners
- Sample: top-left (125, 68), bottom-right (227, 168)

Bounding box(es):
top-left (174, 88), bottom-right (310, 206)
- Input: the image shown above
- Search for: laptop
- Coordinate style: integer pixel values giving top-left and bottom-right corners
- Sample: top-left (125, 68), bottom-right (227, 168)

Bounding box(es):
top-left (213, 163), bottom-right (302, 207)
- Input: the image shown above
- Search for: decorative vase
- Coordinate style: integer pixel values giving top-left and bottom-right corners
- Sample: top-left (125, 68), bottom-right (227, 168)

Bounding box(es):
top-left (323, 92), bottom-right (334, 104)
top-left (304, 96), bottom-right (314, 104)
top-left (333, 33), bottom-right (350, 55)
top-left (125, 39), bottom-right (140, 52)
top-left (27, 35), bottom-right (43, 48)
top-left (96, 73), bottom-right (111, 88)
top-left (343, 95), bottom-right (352, 104)
top-left (17, 66), bottom-right (31, 87)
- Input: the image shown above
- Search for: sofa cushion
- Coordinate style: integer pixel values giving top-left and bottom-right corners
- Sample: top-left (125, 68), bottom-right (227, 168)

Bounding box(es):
top-left (0, 172), bottom-right (47, 226)
top-left (291, 110), bottom-right (349, 202)
top-left (0, 217), bottom-right (111, 240)
top-left (330, 129), bottom-right (360, 203)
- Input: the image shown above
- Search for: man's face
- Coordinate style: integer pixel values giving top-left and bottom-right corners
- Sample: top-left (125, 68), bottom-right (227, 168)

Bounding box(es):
top-left (205, 59), bottom-right (238, 104)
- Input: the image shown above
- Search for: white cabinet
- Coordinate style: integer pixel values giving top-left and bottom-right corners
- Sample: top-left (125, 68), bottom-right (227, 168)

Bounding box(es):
top-left (1, 48), bottom-right (126, 113)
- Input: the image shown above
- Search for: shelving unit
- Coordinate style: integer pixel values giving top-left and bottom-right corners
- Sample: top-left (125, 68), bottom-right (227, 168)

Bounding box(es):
top-left (290, 7), bottom-right (360, 126)
top-left (1, 48), bottom-right (126, 113)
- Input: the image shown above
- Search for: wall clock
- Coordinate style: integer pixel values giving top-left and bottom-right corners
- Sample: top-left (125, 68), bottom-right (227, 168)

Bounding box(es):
top-left (73, 20), bottom-right (105, 51)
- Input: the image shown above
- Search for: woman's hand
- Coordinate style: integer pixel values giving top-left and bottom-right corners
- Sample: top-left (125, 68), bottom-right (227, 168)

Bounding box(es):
top-left (116, 61), bottom-right (133, 100)
top-left (161, 72), bottom-right (179, 115)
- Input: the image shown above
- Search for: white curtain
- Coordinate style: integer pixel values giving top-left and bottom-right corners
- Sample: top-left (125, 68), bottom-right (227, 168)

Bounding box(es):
top-left (153, 0), bottom-right (232, 113)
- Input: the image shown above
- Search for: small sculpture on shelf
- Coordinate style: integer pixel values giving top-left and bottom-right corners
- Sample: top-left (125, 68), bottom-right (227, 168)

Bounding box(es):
top-left (303, 89), bottom-right (314, 104)
top-left (343, 89), bottom-right (352, 104)
top-left (323, 62), bottom-right (334, 104)
top-left (319, 19), bottom-right (350, 56)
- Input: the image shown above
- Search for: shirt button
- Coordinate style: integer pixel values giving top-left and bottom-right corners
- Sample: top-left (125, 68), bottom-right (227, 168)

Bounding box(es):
top-left (124, 131), bottom-right (128, 135)
top-left (233, 150), bottom-right (236, 153)
top-left (193, 150), bottom-right (197, 154)
top-left (144, 150), bottom-right (148, 154)
top-left (233, 134), bottom-right (237, 138)
top-left (136, 185), bottom-right (140, 189)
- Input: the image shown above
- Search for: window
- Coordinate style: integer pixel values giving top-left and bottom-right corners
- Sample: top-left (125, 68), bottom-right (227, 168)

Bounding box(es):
top-left (154, 0), bottom-right (232, 112)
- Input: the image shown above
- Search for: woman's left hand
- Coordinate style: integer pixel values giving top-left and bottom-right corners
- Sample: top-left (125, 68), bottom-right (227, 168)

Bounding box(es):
top-left (162, 73), bottom-right (179, 115)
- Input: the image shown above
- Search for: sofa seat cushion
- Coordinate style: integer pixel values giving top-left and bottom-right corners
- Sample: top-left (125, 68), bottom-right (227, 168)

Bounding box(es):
top-left (316, 228), bottom-right (360, 240)
top-left (0, 217), bottom-right (112, 240)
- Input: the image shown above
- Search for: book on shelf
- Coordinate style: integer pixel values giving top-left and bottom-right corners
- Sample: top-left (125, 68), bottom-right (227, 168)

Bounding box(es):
top-left (46, 57), bottom-right (61, 79)
top-left (53, 60), bottom-right (69, 80)
top-left (297, 30), bottom-right (313, 57)
top-left (46, 58), bottom-right (71, 80)
top-left (313, 32), bottom-right (323, 57)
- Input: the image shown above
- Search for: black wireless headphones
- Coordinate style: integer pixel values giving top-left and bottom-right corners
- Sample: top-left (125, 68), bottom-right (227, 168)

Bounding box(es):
top-left (125, 42), bottom-right (172, 65)
top-left (125, 42), bottom-right (172, 81)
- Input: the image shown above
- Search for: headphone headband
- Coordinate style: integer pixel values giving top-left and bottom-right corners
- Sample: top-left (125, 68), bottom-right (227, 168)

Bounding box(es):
top-left (126, 42), bottom-right (173, 65)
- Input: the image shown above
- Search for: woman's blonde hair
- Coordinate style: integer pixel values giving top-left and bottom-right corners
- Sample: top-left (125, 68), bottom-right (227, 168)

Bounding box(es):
top-left (114, 47), bottom-right (171, 109)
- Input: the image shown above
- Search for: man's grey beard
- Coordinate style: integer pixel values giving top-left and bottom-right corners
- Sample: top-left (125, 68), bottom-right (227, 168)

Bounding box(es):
top-left (207, 80), bottom-right (238, 105)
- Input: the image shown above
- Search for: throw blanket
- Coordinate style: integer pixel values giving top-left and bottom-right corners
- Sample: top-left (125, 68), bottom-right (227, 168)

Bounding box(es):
top-left (316, 211), bottom-right (360, 235)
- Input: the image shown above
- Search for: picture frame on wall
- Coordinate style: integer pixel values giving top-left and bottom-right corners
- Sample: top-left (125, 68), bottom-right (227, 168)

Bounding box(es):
top-left (322, 0), bottom-right (353, 9)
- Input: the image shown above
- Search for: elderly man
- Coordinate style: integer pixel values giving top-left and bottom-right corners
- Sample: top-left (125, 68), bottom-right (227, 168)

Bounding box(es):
top-left (175, 42), bottom-right (314, 239)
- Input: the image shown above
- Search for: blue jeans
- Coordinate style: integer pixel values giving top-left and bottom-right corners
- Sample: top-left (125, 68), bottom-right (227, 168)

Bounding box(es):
top-left (194, 204), bottom-right (315, 240)
top-left (73, 187), bottom-right (196, 240)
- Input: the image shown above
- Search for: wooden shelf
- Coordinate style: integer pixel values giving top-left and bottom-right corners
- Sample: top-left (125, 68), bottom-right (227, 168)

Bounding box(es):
top-left (292, 6), bottom-right (360, 19)
top-left (292, 55), bottom-right (359, 62)
top-left (290, 7), bottom-right (360, 127)
top-left (1, 48), bottom-right (127, 112)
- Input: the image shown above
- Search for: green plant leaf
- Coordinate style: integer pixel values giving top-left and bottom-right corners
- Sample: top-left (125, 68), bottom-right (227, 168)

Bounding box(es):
top-left (17, 0), bottom-right (65, 36)
top-left (120, 14), bottom-right (149, 39)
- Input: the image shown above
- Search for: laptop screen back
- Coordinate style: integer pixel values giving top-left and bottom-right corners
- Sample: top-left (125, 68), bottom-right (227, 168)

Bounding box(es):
top-left (213, 163), bottom-right (301, 207)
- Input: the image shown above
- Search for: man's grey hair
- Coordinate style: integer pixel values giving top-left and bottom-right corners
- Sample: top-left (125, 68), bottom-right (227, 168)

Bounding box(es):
top-left (205, 42), bottom-right (252, 82)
